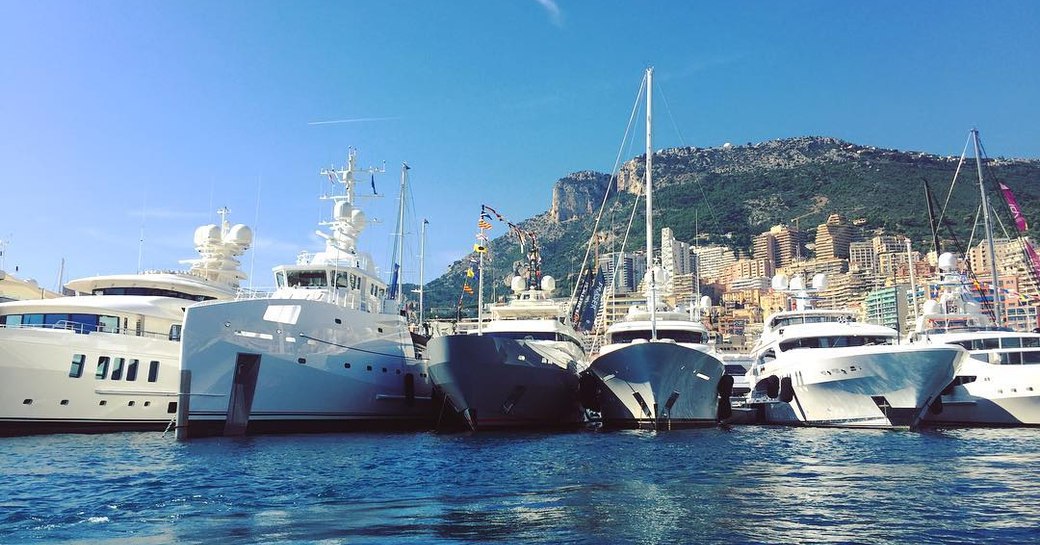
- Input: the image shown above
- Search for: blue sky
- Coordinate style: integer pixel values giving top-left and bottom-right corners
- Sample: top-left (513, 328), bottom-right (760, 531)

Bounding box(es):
top-left (2, 1), bottom-right (1038, 290)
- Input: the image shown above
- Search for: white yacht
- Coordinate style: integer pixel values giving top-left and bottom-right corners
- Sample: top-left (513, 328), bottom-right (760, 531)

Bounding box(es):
top-left (178, 149), bottom-right (432, 438)
top-left (428, 246), bottom-right (586, 431)
top-left (578, 67), bottom-right (726, 430)
top-left (0, 213), bottom-right (251, 435)
top-left (581, 301), bottom-right (729, 429)
top-left (914, 252), bottom-right (1040, 426)
top-left (745, 274), bottom-right (965, 429)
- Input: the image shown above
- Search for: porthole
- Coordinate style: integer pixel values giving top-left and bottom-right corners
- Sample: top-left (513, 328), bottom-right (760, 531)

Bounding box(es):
top-left (22, 399), bottom-right (32, 405)
top-left (378, 328), bottom-right (383, 333)
top-left (99, 400), bottom-right (108, 406)
top-left (344, 363), bottom-right (351, 369)
top-left (382, 368), bottom-right (387, 373)
top-left (144, 401), bottom-right (151, 407)
top-left (128, 401), bottom-right (135, 407)
top-left (367, 365), bottom-right (373, 371)
top-left (60, 400), bottom-right (69, 406)
top-left (298, 358), bottom-right (306, 364)
top-left (335, 318), bottom-right (342, 324)
top-left (167, 401), bottom-right (178, 414)
top-left (396, 369), bottom-right (401, 375)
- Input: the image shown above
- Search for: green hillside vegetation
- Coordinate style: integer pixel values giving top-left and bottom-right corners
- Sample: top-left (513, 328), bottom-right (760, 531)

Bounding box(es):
top-left (421, 137), bottom-right (1040, 319)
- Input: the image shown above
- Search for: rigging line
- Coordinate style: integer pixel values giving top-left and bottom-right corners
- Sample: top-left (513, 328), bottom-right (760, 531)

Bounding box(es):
top-left (936, 132), bottom-right (973, 230)
top-left (298, 333), bottom-right (412, 360)
top-left (657, 80), bottom-right (722, 232)
top-left (568, 72), bottom-right (647, 305)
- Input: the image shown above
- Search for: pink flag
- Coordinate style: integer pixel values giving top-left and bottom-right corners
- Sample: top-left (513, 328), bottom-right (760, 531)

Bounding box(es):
top-left (999, 182), bottom-right (1029, 232)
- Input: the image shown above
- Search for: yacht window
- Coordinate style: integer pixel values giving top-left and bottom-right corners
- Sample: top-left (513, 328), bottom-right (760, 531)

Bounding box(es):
top-left (91, 286), bottom-right (214, 302)
top-left (147, 361), bottom-right (160, 382)
top-left (286, 270), bottom-right (328, 288)
top-left (96, 356), bottom-right (110, 380)
top-left (126, 359), bottom-right (139, 381)
top-left (350, 274), bottom-right (361, 290)
top-left (1022, 352), bottom-right (1040, 364)
top-left (611, 329), bottom-right (705, 344)
top-left (111, 358), bottom-right (125, 381)
top-left (69, 314), bottom-right (98, 333)
top-left (1002, 337), bottom-right (1022, 349)
top-left (1, 314), bottom-right (22, 326)
top-left (23, 314), bottom-right (44, 326)
top-left (69, 354), bottom-right (86, 378)
top-left (169, 324), bottom-right (182, 341)
top-left (725, 364), bottom-right (749, 375)
top-left (99, 315), bottom-right (120, 333)
top-left (275, 271), bottom-right (286, 288)
top-left (973, 338), bottom-right (1000, 350)
top-left (335, 272), bottom-right (351, 288)
top-left (44, 313), bottom-right (67, 328)
top-left (758, 349), bottom-right (776, 364)
top-left (1024, 337), bottom-right (1040, 348)
top-left (779, 336), bottom-right (891, 351)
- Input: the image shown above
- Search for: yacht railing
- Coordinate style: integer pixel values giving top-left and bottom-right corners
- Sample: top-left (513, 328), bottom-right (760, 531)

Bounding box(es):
top-left (0, 320), bottom-right (174, 340)
top-left (234, 286), bottom-right (374, 312)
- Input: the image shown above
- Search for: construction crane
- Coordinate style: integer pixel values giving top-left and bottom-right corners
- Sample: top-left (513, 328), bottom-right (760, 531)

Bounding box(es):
top-left (790, 212), bottom-right (814, 261)
top-left (791, 212), bottom-right (814, 231)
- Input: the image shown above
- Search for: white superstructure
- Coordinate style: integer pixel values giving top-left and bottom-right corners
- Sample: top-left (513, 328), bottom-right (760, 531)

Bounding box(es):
top-left (914, 252), bottom-right (1040, 425)
top-left (746, 274), bottom-right (964, 429)
top-left (0, 212), bottom-right (251, 435)
top-left (180, 149), bottom-right (431, 438)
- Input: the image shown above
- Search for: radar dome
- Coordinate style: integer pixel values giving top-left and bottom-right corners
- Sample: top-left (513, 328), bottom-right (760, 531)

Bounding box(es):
top-left (700, 295), bottom-right (712, 308)
top-left (722, 142), bottom-right (733, 150)
top-left (771, 274), bottom-right (790, 291)
top-left (194, 224), bottom-right (221, 246)
top-left (351, 208), bottom-right (366, 230)
top-left (541, 275), bottom-right (556, 293)
top-left (510, 275), bottom-right (525, 293)
top-left (811, 273), bottom-right (828, 290)
top-left (938, 252), bottom-right (957, 272)
top-left (334, 201), bottom-right (353, 220)
top-left (789, 275), bottom-right (805, 291)
top-left (922, 300), bottom-right (940, 315)
top-left (225, 224), bottom-right (253, 246)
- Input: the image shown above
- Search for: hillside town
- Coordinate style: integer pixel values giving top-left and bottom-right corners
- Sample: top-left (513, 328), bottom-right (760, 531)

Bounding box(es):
top-left (594, 213), bottom-right (1040, 348)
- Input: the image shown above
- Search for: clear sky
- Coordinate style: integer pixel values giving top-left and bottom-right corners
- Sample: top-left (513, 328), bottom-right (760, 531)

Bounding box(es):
top-left (2, 1), bottom-right (1038, 290)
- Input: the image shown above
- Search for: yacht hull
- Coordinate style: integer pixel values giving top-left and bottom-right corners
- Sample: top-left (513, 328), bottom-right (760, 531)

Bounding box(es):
top-left (748, 345), bottom-right (962, 429)
top-left (924, 356), bottom-right (1040, 426)
top-left (427, 334), bottom-right (583, 431)
top-left (0, 327), bottom-right (181, 436)
top-left (180, 298), bottom-right (433, 438)
top-left (581, 342), bottom-right (725, 429)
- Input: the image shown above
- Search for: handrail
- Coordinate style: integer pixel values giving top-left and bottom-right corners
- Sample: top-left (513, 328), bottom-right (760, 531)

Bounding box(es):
top-left (0, 320), bottom-right (172, 340)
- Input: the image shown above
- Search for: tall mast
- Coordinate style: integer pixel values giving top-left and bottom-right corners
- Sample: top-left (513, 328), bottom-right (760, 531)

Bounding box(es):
top-left (973, 129), bottom-right (1002, 325)
top-left (390, 163), bottom-right (409, 304)
top-left (645, 67), bottom-right (658, 340)
top-left (419, 218), bottom-right (427, 326)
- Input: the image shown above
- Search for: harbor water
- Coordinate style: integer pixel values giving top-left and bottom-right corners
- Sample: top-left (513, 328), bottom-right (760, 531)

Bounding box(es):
top-left (3, 426), bottom-right (1039, 544)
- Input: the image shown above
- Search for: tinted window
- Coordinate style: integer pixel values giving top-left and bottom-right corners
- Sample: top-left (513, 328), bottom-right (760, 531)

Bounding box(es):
top-left (111, 358), bottom-right (125, 380)
top-left (126, 359), bottom-right (139, 381)
top-left (147, 361), bottom-right (159, 382)
top-left (95, 357), bottom-right (110, 379)
top-left (69, 354), bottom-right (85, 378)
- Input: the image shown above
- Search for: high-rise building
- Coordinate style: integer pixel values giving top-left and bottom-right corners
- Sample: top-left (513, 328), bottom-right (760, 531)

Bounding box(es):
top-left (597, 251), bottom-right (646, 294)
top-left (814, 214), bottom-right (853, 260)
top-left (692, 245), bottom-right (737, 282)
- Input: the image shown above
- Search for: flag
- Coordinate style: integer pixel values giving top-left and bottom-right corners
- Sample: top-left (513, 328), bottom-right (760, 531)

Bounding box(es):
top-left (473, 244), bottom-right (487, 253)
top-left (478, 218), bottom-right (493, 230)
top-left (999, 183), bottom-right (1028, 232)
top-left (370, 174), bottom-right (378, 195)
top-left (463, 284), bottom-right (473, 294)
top-left (475, 232), bottom-right (489, 242)
top-left (466, 268), bottom-right (475, 278)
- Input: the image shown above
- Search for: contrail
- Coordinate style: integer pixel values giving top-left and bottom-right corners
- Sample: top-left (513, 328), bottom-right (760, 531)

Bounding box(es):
top-left (307, 116), bottom-right (401, 126)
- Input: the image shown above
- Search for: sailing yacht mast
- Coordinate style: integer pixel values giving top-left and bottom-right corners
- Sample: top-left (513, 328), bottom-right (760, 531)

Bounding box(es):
top-left (973, 129), bottom-right (1002, 325)
top-left (419, 218), bottom-right (428, 327)
top-left (645, 66), bottom-right (658, 341)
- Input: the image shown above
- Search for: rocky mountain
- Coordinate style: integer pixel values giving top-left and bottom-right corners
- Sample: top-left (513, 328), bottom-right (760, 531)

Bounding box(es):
top-left (422, 136), bottom-right (1040, 318)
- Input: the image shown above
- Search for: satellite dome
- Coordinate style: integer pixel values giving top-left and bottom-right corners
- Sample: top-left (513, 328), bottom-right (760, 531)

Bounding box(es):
top-left (938, 252), bottom-right (957, 272)
top-left (334, 201), bottom-right (353, 220)
top-left (700, 295), bottom-right (712, 308)
top-left (541, 275), bottom-right (556, 293)
top-left (510, 275), bottom-right (525, 293)
top-left (922, 300), bottom-right (940, 314)
top-left (789, 275), bottom-right (806, 291)
top-left (811, 273), bottom-right (828, 290)
top-left (194, 224), bottom-right (221, 246)
top-left (771, 274), bottom-right (790, 290)
top-left (225, 224), bottom-right (253, 246)
top-left (722, 142), bottom-right (733, 150)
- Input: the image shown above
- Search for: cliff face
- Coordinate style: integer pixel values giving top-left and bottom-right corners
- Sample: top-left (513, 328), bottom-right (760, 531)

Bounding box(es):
top-left (550, 170), bottom-right (613, 222)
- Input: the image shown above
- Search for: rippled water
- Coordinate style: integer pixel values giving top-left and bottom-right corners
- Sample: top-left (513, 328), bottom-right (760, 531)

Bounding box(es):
top-left (2, 426), bottom-right (1039, 544)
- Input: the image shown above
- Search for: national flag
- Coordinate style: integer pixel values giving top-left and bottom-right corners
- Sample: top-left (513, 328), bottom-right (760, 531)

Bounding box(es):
top-left (478, 218), bottom-right (493, 230)
top-left (370, 174), bottom-right (378, 195)
top-left (466, 268), bottom-right (475, 278)
top-left (463, 284), bottom-right (473, 294)
top-left (475, 232), bottom-right (489, 242)
top-left (473, 244), bottom-right (487, 253)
